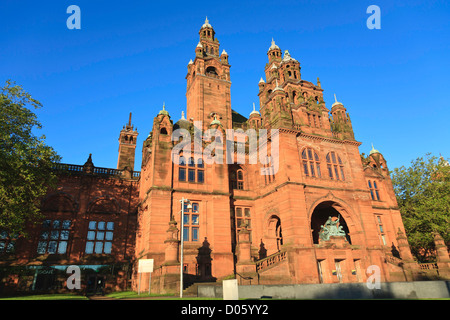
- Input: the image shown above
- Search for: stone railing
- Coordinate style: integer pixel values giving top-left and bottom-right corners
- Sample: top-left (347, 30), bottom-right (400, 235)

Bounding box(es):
top-left (418, 263), bottom-right (438, 270)
top-left (256, 250), bottom-right (287, 272)
top-left (53, 163), bottom-right (140, 180)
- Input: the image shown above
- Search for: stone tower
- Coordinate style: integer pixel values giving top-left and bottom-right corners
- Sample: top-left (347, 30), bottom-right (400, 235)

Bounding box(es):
top-left (117, 112), bottom-right (138, 171)
top-left (186, 17), bottom-right (232, 131)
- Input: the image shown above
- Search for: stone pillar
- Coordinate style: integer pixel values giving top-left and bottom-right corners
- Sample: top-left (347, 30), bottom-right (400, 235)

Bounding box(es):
top-left (164, 220), bottom-right (180, 264)
top-left (434, 233), bottom-right (450, 278)
top-left (235, 223), bottom-right (257, 284)
top-left (396, 228), bottom-right (414, 261)
top-left (395, 228), bottom-right (417, 280)
top-left (158, 220), bottom-right (181, 294)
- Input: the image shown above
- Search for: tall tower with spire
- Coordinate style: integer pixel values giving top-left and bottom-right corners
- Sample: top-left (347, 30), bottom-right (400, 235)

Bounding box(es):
top-left (186, 17), bottom-right (232, 130)
top-left (117, 112), bottom-right (138, 171)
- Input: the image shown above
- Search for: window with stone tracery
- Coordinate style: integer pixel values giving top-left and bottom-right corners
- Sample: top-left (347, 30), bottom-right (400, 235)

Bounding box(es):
top-left (326, 151), bottom-right (345, 181)
top-left (302, 148), bottom-right (321, 178)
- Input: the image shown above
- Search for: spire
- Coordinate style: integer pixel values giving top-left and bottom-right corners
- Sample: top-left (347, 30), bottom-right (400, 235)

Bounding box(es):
top-left (158, 102), bottom-right (169, 116)
top-left (250, 102), bottom-right (261, 116)
top-left (369, 143), bottom-right (380, 155)
top-left (332, 94), bottom-right (343, 107)
top-left (202, 16), bottom-right (212, 29)
top-left (268, 38), bottom-right (280, 52)
top-left (282, 50), bottom-right (297, 63)
top-left (181, 110), bottom-right (186, 120)
top-left (259, 77), bottom-right (265, 84)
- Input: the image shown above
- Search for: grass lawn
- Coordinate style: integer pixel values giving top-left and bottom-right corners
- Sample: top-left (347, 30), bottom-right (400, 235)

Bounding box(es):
top-left (105, 291), bottom-right (221, 300)
top-left (0, 293), bottom-right (89, 300)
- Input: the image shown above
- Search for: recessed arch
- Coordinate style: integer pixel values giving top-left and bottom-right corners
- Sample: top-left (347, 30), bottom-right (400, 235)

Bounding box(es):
top-left (88, 197), bottom-right (120, 215)
top-left (41, 192), bottom-right (77, 213)
top-left (309, 200), bottom-right (352, 245)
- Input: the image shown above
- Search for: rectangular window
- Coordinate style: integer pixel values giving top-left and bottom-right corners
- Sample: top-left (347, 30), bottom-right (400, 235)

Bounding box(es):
top-left (197, 170), bottom-right (204, 183)
top-left (0, 231), bottom-right (15, 254)
top-left (182, 202), bottom-right (200, 242)
top-left (183, 227), bottom-right (190, 242)
top-left (85, 221), bottom-right (114, 254)
top-left (375, 215), bottom-right (386, 245)
top-left (188, 169), bottom-right (196, 182)
top-left (37, 220), bottom-right (71, 255)
top-left (179, 167), bottom-right (186, 181)
top-left (235, 207), bottom-right (252, 243)
top-left (192, 227), bottom-right (199, 242)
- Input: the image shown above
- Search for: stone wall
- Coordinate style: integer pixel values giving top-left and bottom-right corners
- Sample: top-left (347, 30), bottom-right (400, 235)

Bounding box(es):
top-left (198, 280), bottom-right (450, 299)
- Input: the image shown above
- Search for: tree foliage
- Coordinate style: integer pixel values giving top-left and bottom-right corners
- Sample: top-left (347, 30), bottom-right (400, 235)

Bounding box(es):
top-left (391, 153), bottom-right (450, 262)
top-left (0, 80), bottom-right (60, 236)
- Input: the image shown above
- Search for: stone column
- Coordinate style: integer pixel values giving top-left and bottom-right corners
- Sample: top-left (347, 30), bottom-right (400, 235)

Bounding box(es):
top-left (395, 228), bottom-right (417, 280)
top-left (434, 232), bottom-right (450, 278)
top-left (159, 220), bottom-right (181, 294)
top-left (235, 223), bottom-right (257, 284)
top-left (396, 228), bottom-right (414, 261)
top-left (164, 220), bottom-right (180, 264)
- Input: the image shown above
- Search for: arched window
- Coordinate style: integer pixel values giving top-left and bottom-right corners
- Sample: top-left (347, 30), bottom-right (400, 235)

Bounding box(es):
top-left (263, 156), bottom-right (275, 185)
top-left (178, 156), bottom-right (186, 181)
top-left (237, 169), bottom-right (244, 190)
top-left (302, 148), bottom-right (321, 178)
top-left (205, 66), bottom-right (218, 76)
top-left (160, 127), bottom-right (168, 135)
top-left (230, 168), bottom-right (244, 190)
top-left (326, 152), bottom-right (345, 181)
top-left (368, 180), bottom-right (380, 200)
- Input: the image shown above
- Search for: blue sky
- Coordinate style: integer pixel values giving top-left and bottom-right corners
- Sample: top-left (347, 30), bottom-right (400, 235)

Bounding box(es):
top-left (1, 0), bottom-right (449, 170)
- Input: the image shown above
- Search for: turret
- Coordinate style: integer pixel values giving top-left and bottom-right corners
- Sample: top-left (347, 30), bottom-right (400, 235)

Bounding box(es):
top-left (117, 112), bottom-right (138, 171)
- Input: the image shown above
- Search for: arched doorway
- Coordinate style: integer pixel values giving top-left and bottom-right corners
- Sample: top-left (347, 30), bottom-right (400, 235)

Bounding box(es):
top-left (267, 215), bottom-right (283, 252)
top-left (310, 201), bottom-right (351, 244)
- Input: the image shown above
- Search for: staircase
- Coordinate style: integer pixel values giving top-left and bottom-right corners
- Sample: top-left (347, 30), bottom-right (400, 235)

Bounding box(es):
top-left (256, 250), bottom-right (287, 272)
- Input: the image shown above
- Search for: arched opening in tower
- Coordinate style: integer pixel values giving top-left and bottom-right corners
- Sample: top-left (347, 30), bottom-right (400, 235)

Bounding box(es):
top-left (310, 201), bottom-right (351, 245)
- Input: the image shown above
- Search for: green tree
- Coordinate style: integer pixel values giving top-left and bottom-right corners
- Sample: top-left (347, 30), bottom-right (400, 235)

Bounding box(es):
top-left (0, 80), bottom-right (60, 236)
top-left (391, 153), bottom-right (450, 262)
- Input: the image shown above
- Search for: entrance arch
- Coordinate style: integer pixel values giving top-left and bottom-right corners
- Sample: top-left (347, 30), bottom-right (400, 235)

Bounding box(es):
top-left (266, 215), bottom-right (283, 252)
top-left (310, 201), bottom-right (351, 244)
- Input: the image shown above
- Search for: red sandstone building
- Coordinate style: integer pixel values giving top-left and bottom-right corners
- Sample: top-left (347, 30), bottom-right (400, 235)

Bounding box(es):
top-left (0, 18), bottom-right (448, 295)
